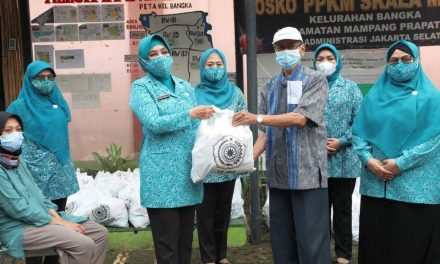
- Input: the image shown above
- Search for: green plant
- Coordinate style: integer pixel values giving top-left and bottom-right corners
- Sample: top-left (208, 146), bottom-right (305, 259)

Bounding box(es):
top-left (91, 143), bottom-right (130, 173)
top-left (242, 157), bottom-right (267, 210)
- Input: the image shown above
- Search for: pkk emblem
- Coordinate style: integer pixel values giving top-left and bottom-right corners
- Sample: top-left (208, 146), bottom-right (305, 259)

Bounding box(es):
top-left (91, 205), bottom-right (113, 225)
top-left (213, 136), bottom-right (246, 170)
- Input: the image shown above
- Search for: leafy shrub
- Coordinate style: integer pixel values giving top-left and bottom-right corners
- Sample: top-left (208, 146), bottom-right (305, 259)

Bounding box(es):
top-left (91, 143), bottom-right (130, 173)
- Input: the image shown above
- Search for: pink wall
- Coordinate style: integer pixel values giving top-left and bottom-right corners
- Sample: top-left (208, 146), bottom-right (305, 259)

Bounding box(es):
top-left (28, 1), bottom-right (236, 160)
top-left (208, 0), bottom-right (236, 74)
top-left (420, 46), bottom-right (440, 89)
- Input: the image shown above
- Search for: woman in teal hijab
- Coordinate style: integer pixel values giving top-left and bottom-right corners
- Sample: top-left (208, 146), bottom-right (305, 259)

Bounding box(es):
top-left (7, 61), bottom-right (79, 264)
top-left (7, 61), bottom-right (71, 165)
top-left (129, 34), bottom-right (214, 264)
top-left (0, 111), bottom-right (108, 263)
top-left (194, 48), bottom-right (247, 264)
top-left (313, 43), bottom-right (362, 264)
top-left (352, 40), bottom-right (440, 264)
top-left (313, 43), bottom-right (343, 87)
top-left (195, 48), bottom-right (239, 109)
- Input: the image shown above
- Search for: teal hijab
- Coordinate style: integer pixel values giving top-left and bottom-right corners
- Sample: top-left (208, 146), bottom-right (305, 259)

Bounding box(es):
top-left (195, 48), bottom-right (237, 108)
top-left (7, 61), bottom-right (72, 164)
top-left (313, 43), bottom-right (343, 87)
top-left (138, 34), bottom-right (174, 92)
top-left (352, 40), bottom-right (440, 157)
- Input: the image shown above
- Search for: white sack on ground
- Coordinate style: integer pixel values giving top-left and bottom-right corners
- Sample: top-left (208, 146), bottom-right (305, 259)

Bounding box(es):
top-left (127, 204), bottom-right (149, 228)
top-left (118, 174), bottom-right (150, 229)
top-left (262, 188), bottom-right (270, 227)
top-left (230, 179), bottom-right (245, 219)
top-left (75, 169), bottom-right (94, 188)
top-left (90, 197), bottom-right (129, 228)
top-left (66, 183), bottom-right (100, 218)
top-left (94, 171), bottom-right (127, 198)
top-left (191, 108), bottom-right (254, 183)
top-left (352, 180), bottom-right (360, 241)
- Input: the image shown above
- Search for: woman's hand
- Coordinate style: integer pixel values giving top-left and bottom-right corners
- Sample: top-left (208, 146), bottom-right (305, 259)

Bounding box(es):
top-left (189, 106), bottom-right (215, 120)
top-left (232, 111), bottom-right (257, 127)
top-left (367, 158), bottom-right (394, 181)
top-left (51, 217), bottom-right (85, 234)
top-left (327, 138), bottom-right (341, 155)
top-left (383, 159), bottom-right (401, 176)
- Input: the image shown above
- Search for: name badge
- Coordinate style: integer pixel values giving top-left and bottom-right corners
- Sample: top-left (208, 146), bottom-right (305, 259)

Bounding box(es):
top-left (157, 94), bottom-right (171, 101)
top-left (287, 81), bottom-right (302, 105)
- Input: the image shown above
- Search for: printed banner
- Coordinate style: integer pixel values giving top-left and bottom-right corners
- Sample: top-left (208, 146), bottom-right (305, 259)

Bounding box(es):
top-left (254, 0), bottom-right (440, 53)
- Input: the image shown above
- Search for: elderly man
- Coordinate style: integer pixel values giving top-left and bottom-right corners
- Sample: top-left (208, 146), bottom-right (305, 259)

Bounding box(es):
top-left (233, 27), bottom-right (330, 264)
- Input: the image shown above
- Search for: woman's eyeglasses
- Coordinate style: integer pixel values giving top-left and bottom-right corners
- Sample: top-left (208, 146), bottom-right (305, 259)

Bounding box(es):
top-left (388, 55), bottom-right (413, 65)
top-left (35, 74), bottom-right (55, 80)
top-left (316, 56), bottom-right (336, 63)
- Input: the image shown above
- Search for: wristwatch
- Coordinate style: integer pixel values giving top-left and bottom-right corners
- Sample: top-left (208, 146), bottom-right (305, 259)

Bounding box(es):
top-left (256, 114), bottom-right (263, 124)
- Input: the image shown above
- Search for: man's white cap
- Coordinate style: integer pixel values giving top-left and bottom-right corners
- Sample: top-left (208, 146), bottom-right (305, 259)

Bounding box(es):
top-left (272, 27), bottom-right (303, 44)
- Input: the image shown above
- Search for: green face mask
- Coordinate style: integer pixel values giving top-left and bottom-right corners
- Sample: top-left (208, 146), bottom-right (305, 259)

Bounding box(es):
top-left (31, 79), bottom-right (55, 95)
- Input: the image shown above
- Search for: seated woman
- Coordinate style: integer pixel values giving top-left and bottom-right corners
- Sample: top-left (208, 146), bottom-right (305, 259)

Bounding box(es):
top-left (0, 112), bottom-right (108, 264)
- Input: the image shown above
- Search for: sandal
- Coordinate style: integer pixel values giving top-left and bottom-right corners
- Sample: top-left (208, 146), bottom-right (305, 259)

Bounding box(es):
top-left (336, 257), bottom-right (350, 264)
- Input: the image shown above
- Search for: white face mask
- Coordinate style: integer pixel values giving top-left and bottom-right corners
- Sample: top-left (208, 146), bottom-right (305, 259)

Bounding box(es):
top-left (316, 61), bottom-right (337, 76)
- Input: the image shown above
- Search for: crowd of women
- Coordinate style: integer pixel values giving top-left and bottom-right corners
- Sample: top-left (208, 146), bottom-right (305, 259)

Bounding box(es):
top-left (0, 26), bottom-right (438, 264)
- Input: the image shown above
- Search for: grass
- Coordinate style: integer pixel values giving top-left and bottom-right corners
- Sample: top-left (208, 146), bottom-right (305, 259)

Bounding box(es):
top-left (107, 226), bottom-right (247, 250)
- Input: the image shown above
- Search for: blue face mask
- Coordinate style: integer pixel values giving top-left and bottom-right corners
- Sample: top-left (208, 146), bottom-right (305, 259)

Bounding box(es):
top-left (31, 79), bottom-right (55, 95)
top-left (387, 59), bottom-right (419, 83)
top-left (276, 49), bottom-right (301, 70)
top-left (203, 67), bottom-right (225, 82)
top-left (139, 55), bottom-right (173, 78)
top-left (0, 132), bottom-right (24, 152)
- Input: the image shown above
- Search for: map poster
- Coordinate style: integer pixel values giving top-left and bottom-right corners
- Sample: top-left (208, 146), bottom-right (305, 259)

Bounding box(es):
top-left (55, 24), bottom-right (79, 42)
top-left (54, 6), bottom-right (78, 23)
top-left (31, 25), bottom-right (55, 42)
top-left (34, 45), bottom-right (54, 66)
top-left (101, 4), bottom-right (124, 22)
top-left (102, 23), bottom-right (125, 40)
top-left (55, 49), bottom-right (85, 69)
top-left (78, 5), bottom-right (101, 23)
top-left (79, 23), bottom-right (102, 41)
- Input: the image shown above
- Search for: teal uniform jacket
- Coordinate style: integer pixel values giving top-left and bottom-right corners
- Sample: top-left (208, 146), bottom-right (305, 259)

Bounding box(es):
top-left (353, 134), bottom-right (440, 204)
top-left (325, 75), bottom-right (362, 179)
top-left (129, 75), bottom-right (203, 208)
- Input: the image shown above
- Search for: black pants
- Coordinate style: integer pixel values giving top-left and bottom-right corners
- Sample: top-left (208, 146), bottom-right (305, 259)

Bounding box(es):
top-left (359, 196), bottom-right (440, 264)
top-left (328, 178), bottom-right (356, 260)
top-left (196, 180), bottom-right (235, 263)
top-left (269, 188), bottom-right (331, 264)
top-left (26, 197), bottom-right (67, 264)
top-left (147, 205), bottom-right (196, 264)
